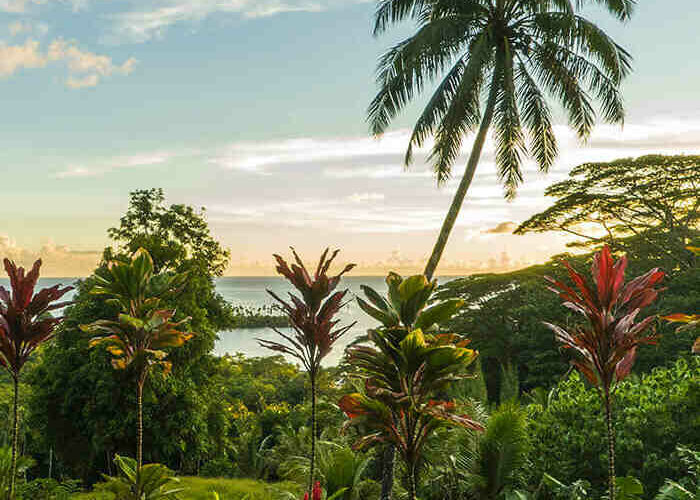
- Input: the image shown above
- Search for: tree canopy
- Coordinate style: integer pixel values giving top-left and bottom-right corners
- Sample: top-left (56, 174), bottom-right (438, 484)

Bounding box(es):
top-left (516, 155), bottom-right (700, 270)
top-left (28, 189), bottom-right (234, 481)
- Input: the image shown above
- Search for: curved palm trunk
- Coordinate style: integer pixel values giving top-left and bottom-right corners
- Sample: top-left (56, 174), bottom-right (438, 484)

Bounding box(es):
top-left (424, 81), bottom-right (500, 280)
top-left (308, 372), bottom-right (317, 494)
top-left (604, 388), bottom-right (616, 500)
top-left (380, 445), bottom-right (395, 500)
top-left (9, 374), bottom-right (19, 500)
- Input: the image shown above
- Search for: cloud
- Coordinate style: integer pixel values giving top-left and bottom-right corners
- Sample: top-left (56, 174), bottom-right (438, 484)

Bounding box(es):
top-left (482, 221), bottom-right (517, 234)
top-left (209, 131), bottom-right (431, 174)
top-left (109, 0), bottom-right (371, 43)
top-left (54, 150), bottom-right (181, 178)
top-left (48, 38), bottom-right (137, 87)
top-left (0, 39), bottom-right (47, 75)
top-left (0, 37), bottom-right (136, 87)
top-left (0, 234), bottom-right (100, 277)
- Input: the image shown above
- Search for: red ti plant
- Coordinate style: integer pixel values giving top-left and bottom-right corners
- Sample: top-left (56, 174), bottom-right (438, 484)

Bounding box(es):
top-left (544, 246), bottom-right (664, 500)
top-left (0, 259), bottom-right (72, 498)
top-left (302, 481), bottom-right (322, 500)
top-left (258, 248), bottom-right (355, 494)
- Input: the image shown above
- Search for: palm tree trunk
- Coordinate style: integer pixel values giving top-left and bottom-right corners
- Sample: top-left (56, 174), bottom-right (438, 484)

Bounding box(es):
top-left (407, 462), bottom-right (418, 500)
top-left (309, 372), bottom-right (317, 494)
top-left (604, 388), bottom-right (616, 500)
top-left (9, 374), bottom-right (19, 500)
top-left (424, 80), bottom-right (500, 280)
top-left (380, 445), bottom-right (395, 500)
top-left (137, 377), bottom-right (144, 470)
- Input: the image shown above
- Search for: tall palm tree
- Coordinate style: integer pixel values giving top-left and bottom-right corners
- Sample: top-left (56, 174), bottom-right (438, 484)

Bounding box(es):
top-left (369, 0), bottom-right (634, 279)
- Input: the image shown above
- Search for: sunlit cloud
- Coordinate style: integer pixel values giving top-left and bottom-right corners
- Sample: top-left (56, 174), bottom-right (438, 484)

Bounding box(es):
top-left (0, 37), bottom-right (136, 87)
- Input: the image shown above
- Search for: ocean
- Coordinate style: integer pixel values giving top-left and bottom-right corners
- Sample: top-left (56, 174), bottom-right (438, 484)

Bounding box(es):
top-left (1, 276), bottom-right (459, 366)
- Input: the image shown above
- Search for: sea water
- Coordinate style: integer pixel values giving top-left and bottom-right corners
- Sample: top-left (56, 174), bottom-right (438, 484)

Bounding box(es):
top-left (2, 276), bottom-right (456, 366)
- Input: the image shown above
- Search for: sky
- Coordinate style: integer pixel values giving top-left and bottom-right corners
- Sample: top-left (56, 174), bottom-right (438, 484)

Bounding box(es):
top-left (1, 0), bottom-right (700, 276)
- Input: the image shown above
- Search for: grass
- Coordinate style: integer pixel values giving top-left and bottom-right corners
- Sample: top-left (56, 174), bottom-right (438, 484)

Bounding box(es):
top-left (70, 477), bottom-right (301, 500)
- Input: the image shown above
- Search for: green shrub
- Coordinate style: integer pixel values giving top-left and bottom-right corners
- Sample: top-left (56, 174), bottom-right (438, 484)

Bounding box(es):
top-left (528, 359), bottom-right (700, 498)
top-left (17, 478), bottom-right (82, 499)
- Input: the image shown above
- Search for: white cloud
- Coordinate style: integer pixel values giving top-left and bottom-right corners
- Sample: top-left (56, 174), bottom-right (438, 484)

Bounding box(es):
top-left (0, 37), bottom-right (136, 87)
top-left (209, 131), bottom-right (430, 174)
top-left (54, 150), bottom-right (180, 178)
top-left (109, 0), bottom-right (371, 43)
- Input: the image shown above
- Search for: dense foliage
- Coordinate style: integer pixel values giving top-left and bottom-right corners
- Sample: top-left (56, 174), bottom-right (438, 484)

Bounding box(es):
top-left (528, 359), bottom-right (700, 499)
top-left (27, 189), bottom-right (235, 481)
top-left (436, 250), bottom-right (699, 402)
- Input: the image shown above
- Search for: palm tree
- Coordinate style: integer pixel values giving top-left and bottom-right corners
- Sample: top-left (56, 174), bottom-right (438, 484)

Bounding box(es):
top-left (0, 259), bottom-right (72, 499)
top-left (258, 248), bottom-right (355, 494)
top-left (82, 248), bottom-right (193, 470)
top-left (369, 0), bottom-right (634, 279)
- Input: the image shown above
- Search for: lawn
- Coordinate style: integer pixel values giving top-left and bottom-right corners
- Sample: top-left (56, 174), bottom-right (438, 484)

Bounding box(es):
top-left (70, 477), bottom-right (301, 499)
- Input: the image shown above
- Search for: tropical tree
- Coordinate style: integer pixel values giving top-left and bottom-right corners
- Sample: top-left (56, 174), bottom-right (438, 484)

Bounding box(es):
top-left (544, 245), bottom-right (665, 500)
top-left (98, 455), bottom-right (183, 500)
top-left (663, 246), bottom-right (700, 353)
top-left (30, 189), bottom-right (234, 480)
top-left (516, 155), bottom-right (700, 269)
top-left (258, 248), bottom-right (356, 494)
top-left (369, 0), bottom-right (633, 279)
top-left (0, 259), bottom-right (72, 498)
top-left (342, 273), bottom-right (482, 500)
top-left (355, 272), bottom-right (465, 498)
top-left (81, 248), bottom-right (193, 470)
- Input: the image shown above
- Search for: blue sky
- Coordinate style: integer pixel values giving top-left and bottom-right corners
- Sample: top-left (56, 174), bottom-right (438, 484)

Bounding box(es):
top-left (1, 0), bottom-right (700, 275)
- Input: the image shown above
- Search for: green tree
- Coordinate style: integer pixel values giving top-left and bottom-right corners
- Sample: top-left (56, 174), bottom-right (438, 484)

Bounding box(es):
top-left (258, 248), bottom-right (355, 494)
top-left (0, 259), bottom-right (71, 498)
top-left (28, 189), bottom-right (234, 481)
top-left (369, 0), bottom-right (633, 279)
top-left (516, 155), bottom-right (700, 270)
top-left (545, 246), bottom-right (665, 500)
top-left (81, 248), bottom-right (194, 469)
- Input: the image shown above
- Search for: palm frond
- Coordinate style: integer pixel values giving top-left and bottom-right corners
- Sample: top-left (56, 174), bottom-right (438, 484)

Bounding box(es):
top-left (368, 17), bottom-right (474, 136)
top-left (428, 31), bottom-right (493, 184)
top-left (493, 43), bottom-right (527, 200)
top-left (515, 61), bottom-right (558, 173)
